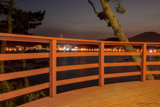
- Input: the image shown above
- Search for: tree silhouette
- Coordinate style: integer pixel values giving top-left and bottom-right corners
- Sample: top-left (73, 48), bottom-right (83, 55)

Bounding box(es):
top-left (0, 0), bottom-right (46, 106)
top-left (88, 0), bottom-right (155, 80)
top-left (0, 5), bottom-right (46, 34)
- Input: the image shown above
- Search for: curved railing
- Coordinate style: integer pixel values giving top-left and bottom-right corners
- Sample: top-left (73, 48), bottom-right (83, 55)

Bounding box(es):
top-left (0, 33), bottom-right (160, 104)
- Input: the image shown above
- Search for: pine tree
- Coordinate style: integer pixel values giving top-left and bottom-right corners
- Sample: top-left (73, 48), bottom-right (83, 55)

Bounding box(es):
top-left (89, 0), bottom-right (155, 80)
top-left (0, 0), bottom-right (46, 106)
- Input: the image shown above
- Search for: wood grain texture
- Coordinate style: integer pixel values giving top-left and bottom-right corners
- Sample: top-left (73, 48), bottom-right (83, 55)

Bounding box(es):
top-left (19, 81), bottom-right (160, 107)
top-left (104, 62), bottom-right (140, 67)
top-left (104, 72), bottom-right (141, 78)
top-left (56, 52), bottom-right (99, 57)
top-left (57, 75), bottom-right (99, 86)
top-left (57, 63), bottom-right (99, 72)
top-left (0, 83), bottom-right (49, 101)
top-left (0, 68), bottom-right (49, 81)
top-left (0, 53), bottom-right (49, 61)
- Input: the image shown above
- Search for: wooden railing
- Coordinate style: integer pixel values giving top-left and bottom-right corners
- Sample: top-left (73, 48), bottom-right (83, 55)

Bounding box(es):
top-left (0, 33), bottom-right (160, 103)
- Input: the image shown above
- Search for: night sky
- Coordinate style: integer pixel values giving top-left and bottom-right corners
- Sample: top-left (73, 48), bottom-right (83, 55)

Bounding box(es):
top-left (16, 0), bottom-right (160, 40)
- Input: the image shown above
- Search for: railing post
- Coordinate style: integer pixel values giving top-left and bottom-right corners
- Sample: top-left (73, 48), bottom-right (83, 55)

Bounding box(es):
top-left (141, 43), bottom-right (147, 82)
top-left (99, 42), bottom-right (104, 86)
top-left (49, 39), bottom-right (57, 97)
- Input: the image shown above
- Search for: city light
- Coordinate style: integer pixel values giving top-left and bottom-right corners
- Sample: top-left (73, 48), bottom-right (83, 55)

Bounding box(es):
top-left (149, 49), bottom-right (153, 53)
top-left (4, 44), bottom-right (160, 53)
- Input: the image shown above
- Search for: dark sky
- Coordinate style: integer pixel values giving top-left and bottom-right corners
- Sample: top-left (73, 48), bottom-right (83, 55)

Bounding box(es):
top-left (16, 0), bottom-right (160, 40)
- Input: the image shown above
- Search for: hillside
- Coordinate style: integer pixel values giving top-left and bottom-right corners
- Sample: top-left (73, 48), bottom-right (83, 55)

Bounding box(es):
top-left (129, 32), bottom-right (160, 42)
top-left (104, 32), bottom-right (160, 42)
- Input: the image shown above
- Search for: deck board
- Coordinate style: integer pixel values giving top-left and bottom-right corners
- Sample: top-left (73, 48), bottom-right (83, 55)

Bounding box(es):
top-left (19, 80), bottom-right (160, 107)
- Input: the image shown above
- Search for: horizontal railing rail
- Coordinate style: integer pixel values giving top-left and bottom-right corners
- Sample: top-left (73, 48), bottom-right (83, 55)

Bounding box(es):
top-left (0, 53), bottom-right (49, 61)
top-left (104, 62), bottom-right (141, 67)
top-left (0, 33), bottom-right (160, 105)
top-left (56, 52), bottom-right (99, 57)
top-left (57, 75), bottom-right (99, 86)
top-left (0, 33), bottom-right (52, 43)
top-left (104, 72), bottom-right (141, 78)
top-left (0, 33), bottom-right (52, 102)
top-left (0, 68), bottom-right (49, 81)
top-left (0, 83), bottom-right (49, 101)
top-left (104, 52), bottom-right (141, 56)
top-left (57, 63), bottom-right (99, 71)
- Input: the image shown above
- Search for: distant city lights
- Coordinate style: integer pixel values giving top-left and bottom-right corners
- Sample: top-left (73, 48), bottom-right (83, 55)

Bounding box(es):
top-left (4, 44), bottom-right (160, 53)
top-left (149, 49), bottom-right (153, 53)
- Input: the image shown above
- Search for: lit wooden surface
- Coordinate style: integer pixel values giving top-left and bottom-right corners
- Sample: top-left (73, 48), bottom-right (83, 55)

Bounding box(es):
top-left (57, 63), bottom-right (99, 71)
top-left (1, 33), bottom-right (160, 106)
top-left (104, 52), bottom-right (141, 56)
top-left (56, 52), bottom-right (99, 57)
top-left (19, 80), bottom-right (160, 107)
top-left (99, 42), bottom-right (104, 86)
top-left (49, 39), bottom-right (57, 97)
top-left (0, 53), bottom-right (49, 61)
top-left (0, 83), bottom-right (49, 101)
top-left (57, 75), bottom-right (99, 86)
top-left (104, 62), bottom-right (140, 67)
top-left (104, 72), bottom-right (140, 78)
top-left (0, 68), bottom-right (49, 81)
top-left (142, 44), bottom-right (147, 81)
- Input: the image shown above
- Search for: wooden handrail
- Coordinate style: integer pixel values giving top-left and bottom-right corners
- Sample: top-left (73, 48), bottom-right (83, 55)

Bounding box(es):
top-left (104, 62), bottom-right (140, 67)
top-left (104, 72), bottom-right (141, 78)
top-left (0, 68), bottom-right (49, 82)
top-left (0, 53), bottom-right (49, 61)
top-left (56, 52), bottom-right (99, 57)
top-left (1, 33), bottom-right (160, 45)
top-left (0, 33), bottom-right (160, 103)
top-left (0, 83), bottom-right (49, 101)
top-left (57, 63), bottom-right (99, 72)
top-left (104, 52), bottom-right (141, 56)
top-left (146, 62), bottom-right (160, 65)
top-left (57, 75), bottom-right (99, 86)
top-left (146, 71), bottom-right (160, 74)
top-left (147, 52), bottom-right (160, 55)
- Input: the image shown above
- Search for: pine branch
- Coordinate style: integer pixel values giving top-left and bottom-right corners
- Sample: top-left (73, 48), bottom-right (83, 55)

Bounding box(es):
top-left (88, 0), bottom-right (98, 15)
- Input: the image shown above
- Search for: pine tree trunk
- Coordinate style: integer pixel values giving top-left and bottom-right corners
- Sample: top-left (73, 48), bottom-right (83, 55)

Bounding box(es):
top-left (100, 0), bottom-right (154, 80)
top-left (7, 0), bottom-right (13, 33)
top-left (0, 0), bottom-right (15, 106)
top-left (22, 55), bottom-right (29, 88)
top-left (0, 41), bottom-right (15, 107)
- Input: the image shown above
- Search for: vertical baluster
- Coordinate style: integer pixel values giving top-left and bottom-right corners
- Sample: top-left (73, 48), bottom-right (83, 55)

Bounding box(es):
top-left (141, 43), bottom-right (147, 82)
top-left (50, 39), bottom-right (57, 97)
top-left (99, 42), bottom-right (104, 86)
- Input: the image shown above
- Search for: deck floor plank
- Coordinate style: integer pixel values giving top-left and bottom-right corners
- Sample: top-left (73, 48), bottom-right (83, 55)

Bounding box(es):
top-left (19, 80), bottom-right (160, 107)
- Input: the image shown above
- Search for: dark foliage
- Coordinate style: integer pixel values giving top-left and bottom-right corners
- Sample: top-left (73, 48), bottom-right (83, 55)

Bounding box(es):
top-left (88, 0), bottom-right (111, 27)
top-left (0, 2), bottom-right (46, 34)
top-left (0, 1), bottom-right (47, 106)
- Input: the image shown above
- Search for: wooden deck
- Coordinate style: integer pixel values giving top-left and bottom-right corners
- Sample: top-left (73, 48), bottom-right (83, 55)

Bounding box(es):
top-left (1, 33), bottom-right (160, 107)
top-left (19, 80), bottom-right (160, 107)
